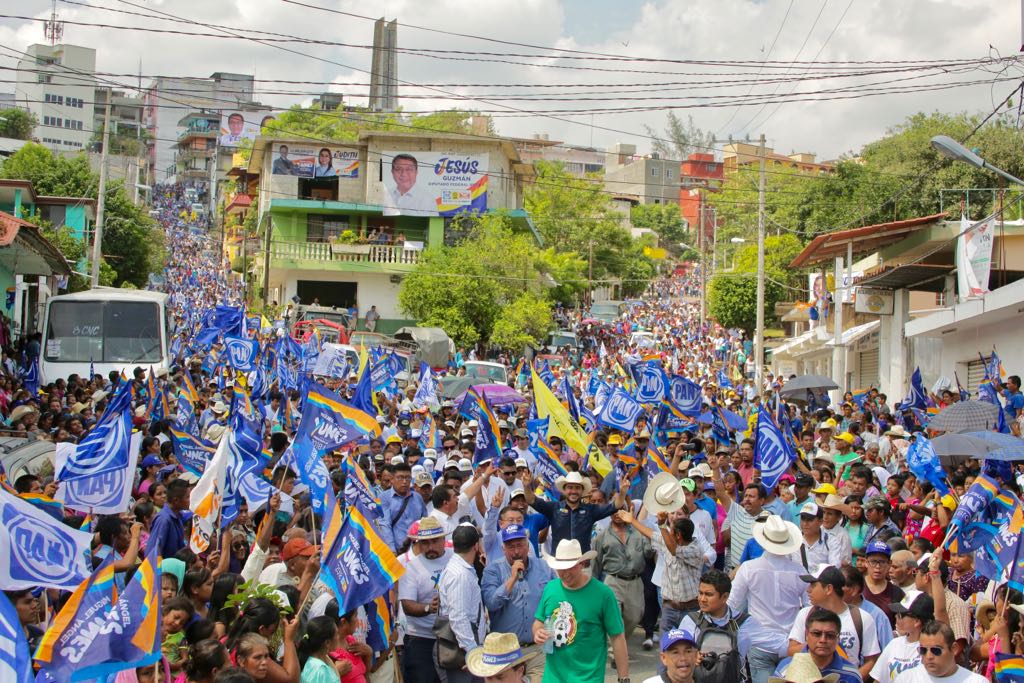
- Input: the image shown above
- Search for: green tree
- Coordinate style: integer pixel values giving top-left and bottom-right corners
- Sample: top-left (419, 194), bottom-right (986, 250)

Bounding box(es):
top-left (398, 214), bottom-right (556, 346)
top-left (732, 234), bottom-right (806, 290)
top-left (0, 143), bottom-right (158, 287)
top-left (644, 112), bottom-right (714, 161)
top-left (266, 107), bottom-right (485, 143)
top-left (630, 203), bottom-right (688, 249)
top-left (708, 274), bottom-right (782, 333)
top-left (0, 109), bottom-right (36, 140)
top-left (490, 291), bottom-right (553, 351)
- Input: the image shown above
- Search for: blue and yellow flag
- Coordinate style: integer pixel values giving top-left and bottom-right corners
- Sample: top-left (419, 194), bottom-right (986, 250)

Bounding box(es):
top-left (365, 592), bottom-right (395, 662)
top-left (0, 591), bottom-right (32, 683)
top-left (35, 556), bottom-right (117, 680)
top-left (465, 389), bottom-right (503, 465)
top-left (996, 652), bottom-right (1024, 682)
top-left (322, 503), bottom-right (405, 612)
top-left (297, 383), bottom-right (381, 453)
top-left (644, 436), bottom-right (672, 478)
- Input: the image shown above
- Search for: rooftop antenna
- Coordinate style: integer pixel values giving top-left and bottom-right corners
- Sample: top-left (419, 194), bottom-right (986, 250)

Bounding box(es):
top-left (43, 0), bottom-right (64, 46)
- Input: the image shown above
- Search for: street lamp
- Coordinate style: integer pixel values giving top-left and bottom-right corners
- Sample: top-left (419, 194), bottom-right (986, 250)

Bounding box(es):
top-left (728, 237), bottom-right (746, 270)
top-left (930, 135), bottom-right (1024, 186)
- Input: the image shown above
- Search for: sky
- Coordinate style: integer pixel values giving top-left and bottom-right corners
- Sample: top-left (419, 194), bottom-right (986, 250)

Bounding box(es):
top-left (1, 0), bottom-right (1021, 162)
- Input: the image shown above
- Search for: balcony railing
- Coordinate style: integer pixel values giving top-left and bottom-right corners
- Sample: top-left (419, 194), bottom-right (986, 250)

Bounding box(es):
top-left (269, 241), bottom-right (422, 266)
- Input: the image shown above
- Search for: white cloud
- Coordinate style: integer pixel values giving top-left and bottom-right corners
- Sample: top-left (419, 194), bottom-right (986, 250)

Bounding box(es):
top-left (1, 0), bottom-right (1020, 160)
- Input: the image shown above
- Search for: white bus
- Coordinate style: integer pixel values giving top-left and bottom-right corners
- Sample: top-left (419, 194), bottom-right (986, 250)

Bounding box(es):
top-left (41, 288), bottom-right (172, 383)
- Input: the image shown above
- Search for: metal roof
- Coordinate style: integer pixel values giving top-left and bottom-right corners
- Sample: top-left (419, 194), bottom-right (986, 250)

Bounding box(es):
top-left (855, 264), bottom-right (954, 292)
top-left (789, 213), bottom-right (947, 269)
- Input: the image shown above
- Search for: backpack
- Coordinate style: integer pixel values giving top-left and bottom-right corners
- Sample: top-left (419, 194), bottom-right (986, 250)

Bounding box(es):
top-left (693, 611), bottom-right (749, 683)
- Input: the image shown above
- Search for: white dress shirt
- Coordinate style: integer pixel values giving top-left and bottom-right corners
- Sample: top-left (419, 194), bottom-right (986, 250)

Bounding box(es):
top-left (728, 552), bottom-right (809, 656)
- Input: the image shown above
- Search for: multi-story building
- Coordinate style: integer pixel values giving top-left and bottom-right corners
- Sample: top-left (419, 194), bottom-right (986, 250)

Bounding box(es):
top-left (511, 134), bottom-right (605, 177)
top-left (174, 112), bottom-right (220, 181)
top-left (247, 130), bottom-right (538, 333)
top-left (603, 143), bottom-right (678, 205)
top-left (144, 73), bottom-right (257, 181)
top-left (15, 43), bottom-right (96, 151)
top-left (722, 141), bottom-right (833, 175)
top-left (679, 153), bottom-right (724, 241)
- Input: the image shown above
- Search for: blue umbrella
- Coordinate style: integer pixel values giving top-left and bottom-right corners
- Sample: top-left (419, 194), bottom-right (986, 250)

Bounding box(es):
top-left (963, 431), bottom-right (1024, 461)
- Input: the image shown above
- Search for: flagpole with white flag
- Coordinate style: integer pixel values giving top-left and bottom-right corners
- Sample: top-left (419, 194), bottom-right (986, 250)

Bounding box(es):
top-left (189, 432), bottom-right (231, 553)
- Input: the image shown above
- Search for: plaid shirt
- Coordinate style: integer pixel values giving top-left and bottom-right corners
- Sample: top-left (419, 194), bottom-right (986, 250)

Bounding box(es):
top-left (652, 531), bottom-right (703, 603)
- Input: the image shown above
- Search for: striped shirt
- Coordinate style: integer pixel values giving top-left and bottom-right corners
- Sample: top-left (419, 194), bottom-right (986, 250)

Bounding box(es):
top-left (651, 532), bottom-right (703, 603)
top-left (437, 554), bottom-right (487, 652)
top-left (723, 504), bottom-right (759, 569)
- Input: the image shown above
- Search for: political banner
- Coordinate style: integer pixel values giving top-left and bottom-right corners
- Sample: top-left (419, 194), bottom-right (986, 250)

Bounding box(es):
top-left (270, 142), bottom-right (360, 178)
top-left (0, 486), bottom-right (92, 591)
top-left (595, 387), bottom-right (645, 433)
top-left (312, 344), bottom-right (351, 379)
top-left (322, 504), bottom-right (405, 612)
top-left (633, 363), bottom-right (667, 404)
top-left (753, 410), bottom-right (796, 490)
top-left (169, 427), bottom-right (213, 477)
top-left (224, 335), bottom-right (259, 373)
top-left (381, 151), bottom-right (488, 217)
top-left (297, 384), bottom-right (381, 453)
top-left (666, 375), bottom-right (704, 417)
top-left (956, 214), bottom-right (994, 301)
top-left (55, 432), bottom-right (142, 514)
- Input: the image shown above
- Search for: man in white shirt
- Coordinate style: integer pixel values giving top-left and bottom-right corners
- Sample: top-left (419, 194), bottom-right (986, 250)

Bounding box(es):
top-left (383, 154), bottom-right (437, 216)
top-left (795, 502), bottom-right (845, 570)
top-left (398, 517), bottom-right (452, 683)
top-left (821, 494), bottom-right (854, 565)
top-left (257, 537), bottom-right (319, 591)
top-left (436, 525), bottom-right (487, 682)
top-left (893, 621), bottom-right (987, 682)
top-left (728, 515), bottom-right (808, 683)
top-left (870, 591), bottom-right (934, 683)
top-left (789, 564), bottom-right (880, 680)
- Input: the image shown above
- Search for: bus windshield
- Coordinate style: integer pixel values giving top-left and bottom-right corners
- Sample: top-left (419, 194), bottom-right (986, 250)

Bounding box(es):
top-left (44, 300), bottom-right (163, 363)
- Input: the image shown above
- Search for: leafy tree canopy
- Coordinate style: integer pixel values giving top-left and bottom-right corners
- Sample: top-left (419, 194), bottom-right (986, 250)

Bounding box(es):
top-left (0, 143), bottom-right (159, 287)
top-left (0, 109), bottom-right (36, 140)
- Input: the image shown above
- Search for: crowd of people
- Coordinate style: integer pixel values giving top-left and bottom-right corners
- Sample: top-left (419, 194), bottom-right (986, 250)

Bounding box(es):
top-left (1, 181), bottom-right (1022, 683)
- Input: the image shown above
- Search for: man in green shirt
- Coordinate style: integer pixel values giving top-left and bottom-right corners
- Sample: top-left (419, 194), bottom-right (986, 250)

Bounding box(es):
top-left (533, 539), bottom-right (630, 683)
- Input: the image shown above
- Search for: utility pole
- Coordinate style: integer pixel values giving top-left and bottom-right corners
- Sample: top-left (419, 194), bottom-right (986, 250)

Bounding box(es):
top-left (754, 133), bottom-right (766, 389)
top-left (588, 241), bottom-right (594, 307)
top-left (698, 198), bottom-right (706, 327)
top-left (91, 89), bottom-right (112, 288)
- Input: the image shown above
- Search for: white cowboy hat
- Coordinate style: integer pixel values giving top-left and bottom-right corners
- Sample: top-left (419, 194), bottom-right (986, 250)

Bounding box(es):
top-left (643, 472), bottom-right (685, 514)
top-left (884, 425), bottom-right (908, 438)
top-left (555, 471), bottom-right (592, 496)
top-left (752, 514), bottom-right (803, 556)
top-left (466, 632), bottom-right (537, 678)
top-left (768, 653), bottom-right (840, 683)
top-left (211, 401), bottom-right (229, 414)
top-left (544, 539), bottom-right (597, 571)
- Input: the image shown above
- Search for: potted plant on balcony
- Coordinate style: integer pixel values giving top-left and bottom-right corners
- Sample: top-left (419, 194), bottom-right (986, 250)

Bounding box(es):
top-left (330, 229), bottom-right (371, 255)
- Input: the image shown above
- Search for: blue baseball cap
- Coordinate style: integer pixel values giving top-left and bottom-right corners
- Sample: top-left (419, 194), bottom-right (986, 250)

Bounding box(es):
top-left (865, 540), bottom-right (891, 557)
top-left (660, 628), bottom-right (698, 652)
top-left (500, 524), bottom-right (528, 543)
top-left (140, 455), bottom-right (163, 469)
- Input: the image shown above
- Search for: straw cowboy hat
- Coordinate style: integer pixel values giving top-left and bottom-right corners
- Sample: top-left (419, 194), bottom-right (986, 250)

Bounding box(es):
top-left (555, 471), bottom-right (592, 496)
top-left (752, 514), bottom-right (803, 556)
top-left (820, 493), bottom-right (851, 517)
top-left (544, 539), bottom-right (597, 571)
top-left (768, 653), bottom-right (840, 683)
top-left (8, 405), bottom-right (36, 423)
top-left (408, 516), bottom-right (449, 541)
top-left (466, 632), bottom-right (538, 678)
top-left (643, 472), bottom-right (685, 514)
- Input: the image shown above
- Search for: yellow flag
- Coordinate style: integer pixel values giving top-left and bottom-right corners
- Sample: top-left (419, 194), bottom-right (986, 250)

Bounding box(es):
top-left (356, 342), bottom-right (369, 379)
top-left (531, 369), bottom-right (611, 476)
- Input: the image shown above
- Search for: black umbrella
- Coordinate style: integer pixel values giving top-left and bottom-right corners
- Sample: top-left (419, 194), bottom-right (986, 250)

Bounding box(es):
top-left (440, 376), bottom-right (494, 399)
top-left (779, 374), bottom-right (840, 396)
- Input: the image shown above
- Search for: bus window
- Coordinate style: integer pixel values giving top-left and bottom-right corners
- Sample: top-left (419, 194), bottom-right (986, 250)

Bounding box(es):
top-left (45, 300), bottom-right (162, 363)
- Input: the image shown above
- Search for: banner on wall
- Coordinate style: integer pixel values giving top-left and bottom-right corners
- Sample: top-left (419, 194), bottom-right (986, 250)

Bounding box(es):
top-left (270, 144), bottom-right (360, 179)
top-left (380, 151), bottom-right (488, 217)
top-left (956, 214), bottom-right (994, 301)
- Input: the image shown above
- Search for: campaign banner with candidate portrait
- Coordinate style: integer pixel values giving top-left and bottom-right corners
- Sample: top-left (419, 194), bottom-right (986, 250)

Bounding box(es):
top-left (270, 143), bottom-right (360, 178)
top-left (380, 151), bottom-right (488, 217)
top-left (219, 110), bottom-right (286, 148)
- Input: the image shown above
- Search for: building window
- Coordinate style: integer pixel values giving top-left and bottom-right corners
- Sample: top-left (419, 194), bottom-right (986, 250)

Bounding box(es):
top-left (665, 168), bottom-right (673, 179)
top-left (650, 167), bottom-right (660, 177)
